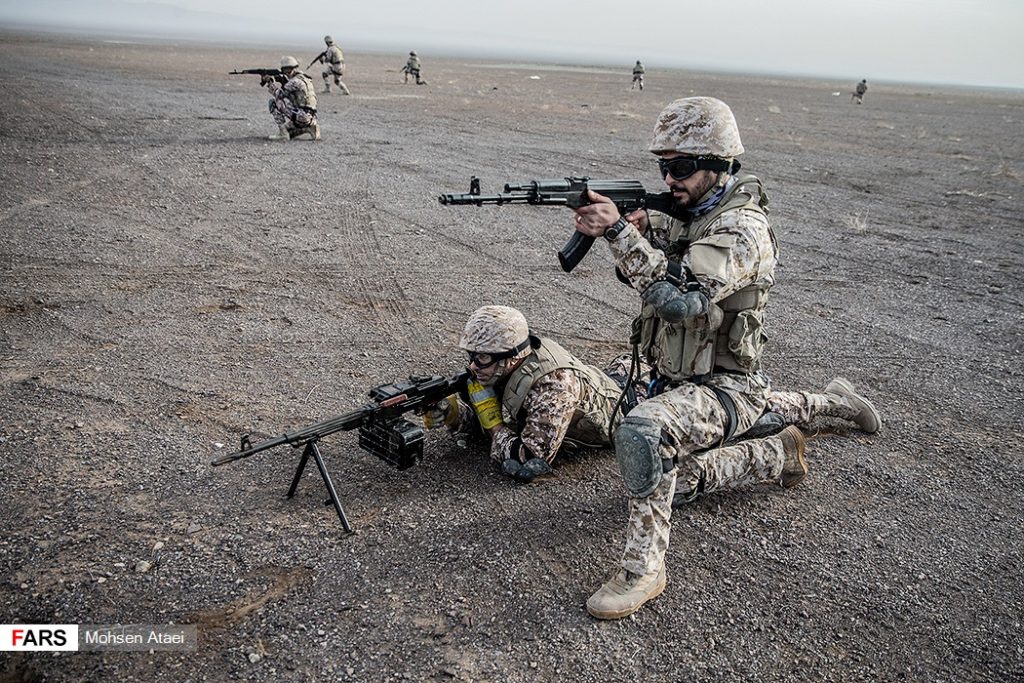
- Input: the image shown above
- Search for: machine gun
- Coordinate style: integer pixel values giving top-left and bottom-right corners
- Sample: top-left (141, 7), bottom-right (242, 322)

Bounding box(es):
top-left (438, 176), bottom-right (686, 273)
top-left (212, 371), bottom-right (471, 533)
top-left (229, 68), bottom-right (288, 85)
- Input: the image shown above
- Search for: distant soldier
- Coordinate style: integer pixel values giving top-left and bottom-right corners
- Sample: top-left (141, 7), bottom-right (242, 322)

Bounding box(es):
top-left (314, 35), bottom-right (351, 95)
top-left (402, 51), bottom-right (428, 85)
top-left (262, 56), bottom-right (320, 141)
top-left (632, 60), bottom-right (645, 90)
top-left (851, 79), bottom-right (868, 104)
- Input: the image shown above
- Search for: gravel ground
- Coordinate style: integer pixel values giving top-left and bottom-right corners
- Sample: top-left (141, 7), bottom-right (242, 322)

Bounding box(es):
top-left (1, 29), bottom-right (1022, 683)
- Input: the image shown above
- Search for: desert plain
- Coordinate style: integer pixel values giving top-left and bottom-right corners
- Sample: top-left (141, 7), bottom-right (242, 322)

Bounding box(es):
top-left (1, 29), bottom-right (1023, 682)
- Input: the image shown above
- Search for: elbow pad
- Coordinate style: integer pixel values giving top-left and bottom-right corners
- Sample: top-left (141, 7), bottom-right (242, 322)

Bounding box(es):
top-left (641, 280), bottom-right (709, 323)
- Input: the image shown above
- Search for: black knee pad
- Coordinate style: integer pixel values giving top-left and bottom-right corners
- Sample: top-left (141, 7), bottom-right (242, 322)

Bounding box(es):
top-left (614, 416), bottom-right (665, 497)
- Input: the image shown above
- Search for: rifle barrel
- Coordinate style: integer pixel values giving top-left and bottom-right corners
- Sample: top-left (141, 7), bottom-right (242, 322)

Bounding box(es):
top-left (210, 406), bottom-right (371, 466)
top-left (438, 192), bottom-right (537, 206)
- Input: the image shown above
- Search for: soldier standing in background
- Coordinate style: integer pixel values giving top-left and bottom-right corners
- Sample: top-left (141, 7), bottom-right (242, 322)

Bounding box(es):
top-left (852, 79), bottom-right (868, 104)
top-left (402, 51), bottom-right (428, 85)
top-left (263, 56), bottom-right (320, 141)
top-left (314, 35), bottom-right (351, 95)
top-left (632, 60), bottom-right (646, 90)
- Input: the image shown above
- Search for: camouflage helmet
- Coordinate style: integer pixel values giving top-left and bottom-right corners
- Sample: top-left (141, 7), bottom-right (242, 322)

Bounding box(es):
top-left (460, 306), bottom-right (530, 356)
top-left (648, 96), bottom-right (744, 158)
top-left (280, 55), bottom-right (300, 69)
top-left (324, 35), bottom-right (334, 45)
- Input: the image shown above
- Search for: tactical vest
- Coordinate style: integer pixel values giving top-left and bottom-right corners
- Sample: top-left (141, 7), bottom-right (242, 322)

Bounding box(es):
top-left (637, 174), bottom-right (775, 381)
top-left (501, 338), bottom-right (623, 446)
top-left (326, 45), bottom-right (344, 65)
top-left (287, 72), bottom-right (318, 110)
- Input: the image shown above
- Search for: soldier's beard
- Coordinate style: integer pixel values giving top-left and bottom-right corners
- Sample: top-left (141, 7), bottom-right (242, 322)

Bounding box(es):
top-left (671, 173), bottom-right (720, 210)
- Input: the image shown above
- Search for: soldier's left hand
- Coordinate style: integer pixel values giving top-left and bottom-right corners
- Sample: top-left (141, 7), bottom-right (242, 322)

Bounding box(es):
top-left (502, 457), bottom-right (552, 483)
top-left (573, 189), bottom-right (622, 237)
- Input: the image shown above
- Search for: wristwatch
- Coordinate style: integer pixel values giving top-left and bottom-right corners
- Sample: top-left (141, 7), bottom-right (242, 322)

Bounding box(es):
top-left (603, 217), bottom-right (630, 241)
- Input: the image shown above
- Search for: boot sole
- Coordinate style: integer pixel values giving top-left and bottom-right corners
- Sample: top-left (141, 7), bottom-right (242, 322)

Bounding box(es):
top-left (586, 576), bottom-right (666, 620)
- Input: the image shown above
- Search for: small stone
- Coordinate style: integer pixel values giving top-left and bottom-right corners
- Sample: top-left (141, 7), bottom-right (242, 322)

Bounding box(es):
top-left (248, 653), bottom-right (262, 664)
top-left (135, 560), bottom-right (153, 574)
top-left (187, 523), bottom-right (202, 534)
top-left (96, 577), bottom-right (107, 584)
top-left (153, 541), bottom-right (164, 551)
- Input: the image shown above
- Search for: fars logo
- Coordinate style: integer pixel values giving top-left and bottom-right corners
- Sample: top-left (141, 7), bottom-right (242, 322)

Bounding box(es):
top-left (0, 625), bottom-right (79, 651)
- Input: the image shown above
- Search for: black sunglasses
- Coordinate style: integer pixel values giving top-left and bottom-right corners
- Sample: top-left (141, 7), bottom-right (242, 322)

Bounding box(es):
top-left (657, 156), bottom-right (735, 180)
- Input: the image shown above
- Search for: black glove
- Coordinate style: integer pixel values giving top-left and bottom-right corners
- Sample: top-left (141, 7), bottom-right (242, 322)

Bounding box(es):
top-left (641, 280), bottom-right (708, 323)
top-left (502, 457), bottom-right (552, 483)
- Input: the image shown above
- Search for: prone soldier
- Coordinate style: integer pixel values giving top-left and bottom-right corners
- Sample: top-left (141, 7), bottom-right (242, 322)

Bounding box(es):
top-left (422, 306), bottom-right (646, 482)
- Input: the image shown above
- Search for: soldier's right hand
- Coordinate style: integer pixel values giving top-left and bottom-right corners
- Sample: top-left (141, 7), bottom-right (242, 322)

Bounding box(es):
top-left (259, 74), bottom-right (272, 86)
top-left (422, 394), bottom-right (459, 430)
top-left (624, 208), bottom-right (650, 235)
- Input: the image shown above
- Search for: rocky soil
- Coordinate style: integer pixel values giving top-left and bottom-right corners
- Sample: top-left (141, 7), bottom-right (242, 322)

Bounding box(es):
top-left (1, 29), bottom-right (1022, 682)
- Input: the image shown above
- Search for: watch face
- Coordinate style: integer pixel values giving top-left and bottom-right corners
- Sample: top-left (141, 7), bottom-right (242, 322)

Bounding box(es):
top-left (605, 219), bottom-right (626, 240)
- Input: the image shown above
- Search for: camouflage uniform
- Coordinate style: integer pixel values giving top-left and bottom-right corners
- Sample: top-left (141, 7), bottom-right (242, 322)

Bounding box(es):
top-left (610, 197), bottom-right (787, 574)
top-left (449, 340), bottom-right (645, 467)
top-left (268, 70), bottom-right (318, 133)
top-left (319, 38), bottom-right (350, 95)
top-left (632, 61), bottom-right (645, 90)
top-left (403, 53), bottom-right (425, 84)
top-left (768, 388), bottom-right (863, 427)
top-left (600, 97), bottom-right (797, 579)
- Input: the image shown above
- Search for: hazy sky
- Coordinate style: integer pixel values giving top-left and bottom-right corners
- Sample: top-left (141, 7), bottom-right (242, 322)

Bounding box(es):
top-left (4, 0), bottom-right (1022, 88)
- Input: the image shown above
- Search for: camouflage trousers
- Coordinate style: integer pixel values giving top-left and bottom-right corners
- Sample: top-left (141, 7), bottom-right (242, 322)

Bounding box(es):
top-left (617, 372), bottom-right (792, 576)
top-left (269, 97), bottom-right (316, 129)
top-left (322, 64), bottom-right (347, 87)
top-left (768, 388), bottom-right (861, 428)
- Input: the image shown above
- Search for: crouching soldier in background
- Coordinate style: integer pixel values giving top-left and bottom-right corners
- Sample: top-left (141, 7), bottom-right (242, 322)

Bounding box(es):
top-left (263, 56), bottom-right (320, 141)
top-left (402, 51), bottom-right (428, 85)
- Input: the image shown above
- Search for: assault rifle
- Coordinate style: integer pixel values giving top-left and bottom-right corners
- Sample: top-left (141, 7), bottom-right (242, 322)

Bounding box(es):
top-left (307, 51), bottom-right (328, 69)
top-left (438, 176), bottom-right (686, 272)
top-left (212, 371), bottom-right (470, 533)
top-left (229, 68), bottom-right (287, 85)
